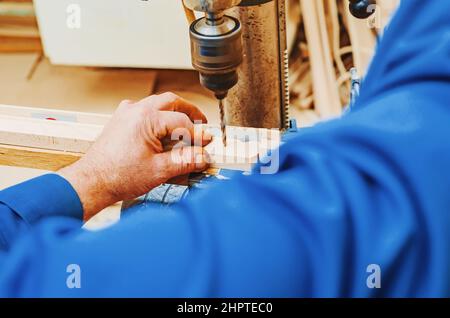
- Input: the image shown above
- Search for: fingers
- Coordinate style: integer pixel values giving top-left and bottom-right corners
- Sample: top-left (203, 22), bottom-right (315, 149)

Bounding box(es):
top-left (138, 92), bottom-right (208, 123)
top-left (155, 146), bottom-right (210, 179)
top-left (155, 111), bottom-right (194, 139)
top-left (154, 111), bottom-right (213, 147)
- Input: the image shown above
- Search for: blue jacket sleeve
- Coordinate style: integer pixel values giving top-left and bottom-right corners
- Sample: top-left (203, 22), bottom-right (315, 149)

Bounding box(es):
top-left (0, 174), bottom-right (83, 250)
top-left (0, 0), bottom-right (449, 297)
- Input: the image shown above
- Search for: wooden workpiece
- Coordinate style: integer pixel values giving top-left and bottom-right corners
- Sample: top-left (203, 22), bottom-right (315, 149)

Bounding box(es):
top-left (300, 0), bottom-right (341, 118)
top-left (204, 125), bottom-right (281, 171)
top-left (0, 144), bottom-right (82, 171)
top-left (0, 104), bottom-right (281, 172)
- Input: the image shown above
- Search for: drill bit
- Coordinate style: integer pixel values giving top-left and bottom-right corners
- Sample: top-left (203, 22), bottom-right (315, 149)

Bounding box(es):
top-left (218, 98), bottom-right (227, 147)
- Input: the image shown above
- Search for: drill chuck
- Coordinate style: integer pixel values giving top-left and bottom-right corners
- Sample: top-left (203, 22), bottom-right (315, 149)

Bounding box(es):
top-left (189, 15), bottom-right (243, 99)
top-left (199, 72), bottom-right (238, 100)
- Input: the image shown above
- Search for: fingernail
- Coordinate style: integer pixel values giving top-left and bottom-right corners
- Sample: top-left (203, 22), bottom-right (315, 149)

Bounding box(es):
top-left (203, 150), bottom-right (211, 164)
top-left (195, 160), bottom-right (208, 170)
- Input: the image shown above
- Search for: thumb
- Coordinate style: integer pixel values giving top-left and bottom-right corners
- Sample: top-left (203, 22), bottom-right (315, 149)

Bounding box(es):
top-left (155, 146), bottom-right (210, 179)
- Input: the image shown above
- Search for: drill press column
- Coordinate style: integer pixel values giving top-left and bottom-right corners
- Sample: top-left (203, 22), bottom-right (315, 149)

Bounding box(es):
top-left (227, 0), bottom-right (289, 129)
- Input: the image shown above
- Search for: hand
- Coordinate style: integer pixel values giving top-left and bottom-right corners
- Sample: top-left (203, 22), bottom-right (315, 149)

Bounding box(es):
top-left (58, 93), bottom-right (212, 221)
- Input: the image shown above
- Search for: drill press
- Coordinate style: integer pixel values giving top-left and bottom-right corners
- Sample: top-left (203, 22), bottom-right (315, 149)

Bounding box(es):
top-left (183, 0), bottom-right (378, 146)
top-left (184, 0), bottom-right (280, 146)
top-left (122, 0), bottom-right (380, 211)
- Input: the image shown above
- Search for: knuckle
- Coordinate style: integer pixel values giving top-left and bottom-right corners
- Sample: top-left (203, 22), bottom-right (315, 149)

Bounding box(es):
top-left (137, 95), bottom-right (158, 110)
top-left (160, 92), bottom-right (180, 105)
top-left (161, 92), bottom-right (178, 101)
top-left (173, 112), bottom-right (193, 129)
top-left (118, 99), bottom-right (132, 110)
top-left (180, 112), bottom-right (192, 125)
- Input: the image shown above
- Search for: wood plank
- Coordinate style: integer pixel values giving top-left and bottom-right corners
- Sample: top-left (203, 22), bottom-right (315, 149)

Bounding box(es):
top-left (204, 125), bottom-right (281, 171)
top-left (0, 104), bottom-right (111, 125)
top-left (0, 144), bottom-right (81, 171)
top-left (0, 108), bottom-right (281, 172)
top-left (0, 24), bottom-right (39, 38)
top-left (300, 0), bottom-right (341, 118)
top-left (0, 2), bottom-right (35, 13)
top-left (0, 36), bottom-right (42, 52)
top-left (0, 0), bottom-right (41, 52)
top-left (0, 114), bottom-right (103, 153)
top-left (0, 2), bottom-right (36, 23)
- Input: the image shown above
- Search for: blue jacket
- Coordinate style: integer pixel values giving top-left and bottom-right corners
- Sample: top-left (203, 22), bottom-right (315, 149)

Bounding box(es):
top-left (0, 0), bottom-right (449, 297)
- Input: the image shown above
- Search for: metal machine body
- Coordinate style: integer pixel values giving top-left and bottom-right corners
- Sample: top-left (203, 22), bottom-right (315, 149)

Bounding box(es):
top-left (227, 0), bottom-right (289, 129)
top-left (184, 0), bottom-right (287, 134)
top-left (184, 0), bottom-right (377, 132)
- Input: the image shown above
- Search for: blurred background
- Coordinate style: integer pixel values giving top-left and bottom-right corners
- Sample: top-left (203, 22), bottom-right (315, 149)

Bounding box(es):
top-left (0, 0), bottom-right (399, 124)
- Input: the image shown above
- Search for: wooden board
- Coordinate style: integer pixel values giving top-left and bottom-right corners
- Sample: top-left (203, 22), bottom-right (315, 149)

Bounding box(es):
top-left (0, 1), bottom-right (41, 53)
top-left (203, 125), bottom-right (281, 171)
top-left (0, 105), bottom-right (281, 172)
top-left (0, 103), bottom-right (111, 125)
top-left (0, 113), bottom-right (103, 153)
top-left (0, 36), bottom-right (42, 52)
top-left (300, 0), bottom-right (341, 118)
top-left (0, 144), bottom-right (81, 171)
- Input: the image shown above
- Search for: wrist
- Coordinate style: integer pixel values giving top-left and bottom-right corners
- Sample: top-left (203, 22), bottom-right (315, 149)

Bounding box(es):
top-left (58, 158), bottom-right (117, 221)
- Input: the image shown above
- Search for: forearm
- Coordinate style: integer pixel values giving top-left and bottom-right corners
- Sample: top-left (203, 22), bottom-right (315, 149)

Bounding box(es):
top-left (0, 174), bottom-right (83, 251)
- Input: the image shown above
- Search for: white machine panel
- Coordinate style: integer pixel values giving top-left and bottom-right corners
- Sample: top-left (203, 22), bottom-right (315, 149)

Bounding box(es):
top-left (33, 0), bottom-right (193, 69)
